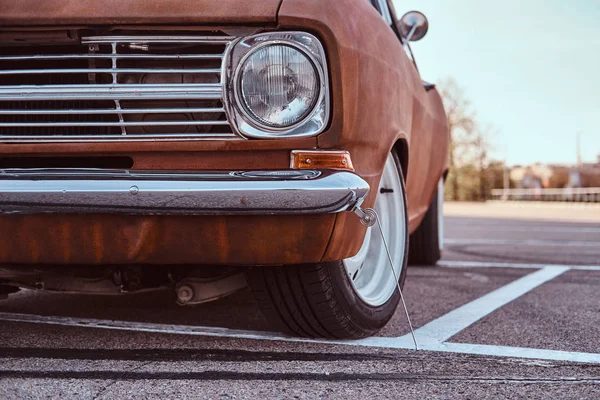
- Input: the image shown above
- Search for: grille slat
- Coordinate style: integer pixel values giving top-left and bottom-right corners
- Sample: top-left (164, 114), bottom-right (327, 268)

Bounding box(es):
top-left (0, 107), bottom-right (225, 115)
top-left (0, 35), bottom-right (238, 142)
top-left (0, 54), bottom-right (225, 61)
top-left (1, 134), bottom-right (237, 143)
top-left (0, 121), bottom-right (230, 127)
top-left (0, 68), bottom-right (223, 75)
top-left (0, 85), bottom-right (223, 101)
top-left (83, 36), bottom-right (233, 44)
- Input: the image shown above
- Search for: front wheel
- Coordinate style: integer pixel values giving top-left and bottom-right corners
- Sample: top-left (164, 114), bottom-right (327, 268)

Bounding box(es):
top-left (246, 150), bottom-right (409, 339)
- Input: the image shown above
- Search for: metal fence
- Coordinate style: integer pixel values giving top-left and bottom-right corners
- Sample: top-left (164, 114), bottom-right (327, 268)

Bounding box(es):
top-left (490, 188), bottom-right (600, 203)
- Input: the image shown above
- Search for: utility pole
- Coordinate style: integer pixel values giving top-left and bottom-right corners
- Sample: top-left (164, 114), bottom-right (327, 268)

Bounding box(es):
top-left (577, 131), bottom-right (582, 166)
top-left (503, 161), bottom-right (509, 200)
top-left (502, 143), bottom-right (509, 200)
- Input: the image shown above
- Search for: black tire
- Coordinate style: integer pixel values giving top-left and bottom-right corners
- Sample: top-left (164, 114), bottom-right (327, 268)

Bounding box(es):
top-left (408, 183), bottom-right (442, 265)
top-left (246, 150), bottom-right (409, 339)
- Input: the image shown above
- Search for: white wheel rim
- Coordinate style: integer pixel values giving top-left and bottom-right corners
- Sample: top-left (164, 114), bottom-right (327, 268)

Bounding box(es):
top-left (343, 153), bottom-right (407, 307)
top-left (438, 177), bottom-right (444, 251)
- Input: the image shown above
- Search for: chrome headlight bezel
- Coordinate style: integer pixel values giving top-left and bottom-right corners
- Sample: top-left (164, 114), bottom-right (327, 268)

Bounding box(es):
top-left (226, 32), bottom-right (330, 139)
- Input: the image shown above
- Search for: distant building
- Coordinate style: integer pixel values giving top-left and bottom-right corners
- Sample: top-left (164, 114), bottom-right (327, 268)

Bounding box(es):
top-left (509, 162), bottom-right (600, 189)
top-left (568, 163), bottom-right (600, 188)
top-left (510, 164), bottom-right (551, 189)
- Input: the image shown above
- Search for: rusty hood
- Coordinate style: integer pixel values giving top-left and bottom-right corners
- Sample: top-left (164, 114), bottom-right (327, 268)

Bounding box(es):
top-left (0, 0), bottom-right (282, 26)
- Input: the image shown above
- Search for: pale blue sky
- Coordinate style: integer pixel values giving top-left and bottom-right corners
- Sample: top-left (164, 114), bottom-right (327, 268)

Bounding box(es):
top-left (394, 0), bottom-right (600, 165)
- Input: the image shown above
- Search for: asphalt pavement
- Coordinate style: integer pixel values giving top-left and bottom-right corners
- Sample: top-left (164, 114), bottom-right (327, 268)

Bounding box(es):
top-left (1, 201), bottom-right (599, 399)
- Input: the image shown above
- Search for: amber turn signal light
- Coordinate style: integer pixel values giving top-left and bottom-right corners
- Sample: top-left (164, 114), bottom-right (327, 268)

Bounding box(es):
top-left (291, 150), bottom-right (355, 171)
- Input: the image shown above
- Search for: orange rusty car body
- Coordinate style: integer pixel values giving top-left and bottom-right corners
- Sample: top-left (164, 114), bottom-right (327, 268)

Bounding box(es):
top-left (0, 0), bottom-right (448, 266)
top-left (0, 0), bottom-right (449, 337)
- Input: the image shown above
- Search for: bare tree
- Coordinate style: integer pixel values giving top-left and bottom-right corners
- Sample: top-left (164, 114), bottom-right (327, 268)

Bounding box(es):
top-left (437, 78), bottom-right (499, 201)
top-left (474, 124), bottom-right (497, 200)
top-left (437, 78), bottom-right (477, 200)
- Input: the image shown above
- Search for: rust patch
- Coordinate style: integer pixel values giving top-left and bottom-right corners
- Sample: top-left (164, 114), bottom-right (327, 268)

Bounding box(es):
top-left (0, 214), bottom-right (336, 266)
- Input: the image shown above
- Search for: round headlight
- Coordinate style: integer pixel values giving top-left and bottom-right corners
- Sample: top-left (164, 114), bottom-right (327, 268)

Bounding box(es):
top-left (238, 44), bottom-right (320, 128)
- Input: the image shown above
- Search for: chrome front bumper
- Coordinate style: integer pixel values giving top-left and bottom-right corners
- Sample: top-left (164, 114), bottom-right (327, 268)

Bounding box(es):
top-left (0, 169), bottom-right (369, 215)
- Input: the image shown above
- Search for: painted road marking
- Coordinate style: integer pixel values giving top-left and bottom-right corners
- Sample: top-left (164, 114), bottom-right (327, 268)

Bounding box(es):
top-left (408, 266), bottom-right (569, 343)
top-left (445, 238), bottom-right (600, 247)
top-left (485, 201), bottom-right (600, 209)
top-left (438, 260), bottom-right (600, 271)
top-left (2, 265), bottom-right (600, 364)
top-left (446, 225), bottom-right (600, 234)
top-left (0, 311), bottom-right (420, 350)
top-left (2, 306), bottom-right (600, 365)
top-left (437, 342), bottom-right (600, 364)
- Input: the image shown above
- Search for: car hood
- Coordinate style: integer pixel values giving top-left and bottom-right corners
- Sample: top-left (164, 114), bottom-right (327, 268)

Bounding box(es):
top-left (0, 0), bottom-right (282, 26)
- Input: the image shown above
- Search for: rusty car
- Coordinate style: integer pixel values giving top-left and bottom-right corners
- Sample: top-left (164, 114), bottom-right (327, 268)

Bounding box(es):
top-left (0, 0), bottom-right (448, 338)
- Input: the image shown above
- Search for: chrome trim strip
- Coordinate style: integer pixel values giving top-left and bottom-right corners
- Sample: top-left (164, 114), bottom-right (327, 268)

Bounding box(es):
top-left (0, 107), bottom-right (225, 115)
top-left (0, 169), bottom-right (369, 216)
top-left (82, 36), bottom-right (235, 44)
top-left (0, 54), bottom-right (224, 61)
top-left (0, 134), bottom-right (238, 143)
top-left (0, 84), bottom-right (223, 101)
top-left (0, 120), bottom-right (230, 127)
top-left (0, 68), bottom-right (222, 75)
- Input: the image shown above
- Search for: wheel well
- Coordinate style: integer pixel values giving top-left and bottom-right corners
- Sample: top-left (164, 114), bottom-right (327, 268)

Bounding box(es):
top-left (393, 139), bottom-right (409, 179)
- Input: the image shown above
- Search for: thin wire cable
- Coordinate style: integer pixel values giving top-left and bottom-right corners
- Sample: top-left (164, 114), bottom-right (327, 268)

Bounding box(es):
top-left (374, 211), bottom-right (418, 350)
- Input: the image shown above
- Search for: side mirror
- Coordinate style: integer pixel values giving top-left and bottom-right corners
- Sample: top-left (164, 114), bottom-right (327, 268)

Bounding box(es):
top-left (398, 11), bottom-right (429, 42)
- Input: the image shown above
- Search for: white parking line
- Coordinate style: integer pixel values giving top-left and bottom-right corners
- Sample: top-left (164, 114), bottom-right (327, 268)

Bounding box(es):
top-left (452, 225), bottom-right (600, 233)
top-left (0, 311), bottom-right (418, 349)
top-left (485, 201), bottom-right (600, 210)
top-left (436, 342), bottom-right (600, 364)
top-left (2, 304), bottom-right (600, 364)
top-left (438, 260), bottom-right (600, 271)
top-left (0, 312), bottom-right (308, 343)
top-left (447, 225), bottom-right (600, 234)
top-left (2, 264), bottom-right (599, 364)
top-left (408, 266), bottom-right (569, 343)
top-left (445, 238), bottom-right (600, 247)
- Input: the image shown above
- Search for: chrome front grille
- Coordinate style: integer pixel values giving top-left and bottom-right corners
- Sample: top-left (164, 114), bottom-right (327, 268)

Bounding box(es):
top-left (0, 35), bottom-right (238, 142)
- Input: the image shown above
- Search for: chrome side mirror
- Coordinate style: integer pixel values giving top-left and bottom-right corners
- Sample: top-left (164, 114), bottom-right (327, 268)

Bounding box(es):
top-left (398, 11), bottom-right (429, 42)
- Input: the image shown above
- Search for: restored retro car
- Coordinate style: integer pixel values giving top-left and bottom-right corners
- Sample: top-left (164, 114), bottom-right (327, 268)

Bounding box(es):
top-left (0, 0), bottom-right (448, 338)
